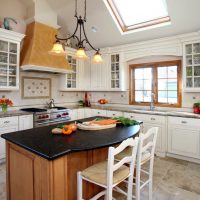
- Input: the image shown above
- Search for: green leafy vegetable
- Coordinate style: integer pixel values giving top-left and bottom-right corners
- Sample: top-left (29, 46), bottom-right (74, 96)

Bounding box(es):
top-left (56, 125), bottom-right (64, 129)
top-left (95, 117), bottom-right (107, 121)
top-left (112, 116), bottom-right (139, 126)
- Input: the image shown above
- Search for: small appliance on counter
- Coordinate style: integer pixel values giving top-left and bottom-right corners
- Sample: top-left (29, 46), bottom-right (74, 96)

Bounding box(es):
top-left (21, 107), bottom-right (71, 127)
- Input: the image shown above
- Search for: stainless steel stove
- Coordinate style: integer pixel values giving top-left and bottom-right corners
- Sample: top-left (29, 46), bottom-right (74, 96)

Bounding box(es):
top-left (21, 107), bottom-right (71, 127)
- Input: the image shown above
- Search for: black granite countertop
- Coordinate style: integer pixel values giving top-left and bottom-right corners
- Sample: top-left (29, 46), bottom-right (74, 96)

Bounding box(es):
top-left (1, 117), bottom-right (140, 160)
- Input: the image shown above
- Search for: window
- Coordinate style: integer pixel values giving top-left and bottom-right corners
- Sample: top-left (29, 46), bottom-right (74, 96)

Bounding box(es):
top-left (104, 0), bottom-right (171, 33)
top-left (129, 60), bottom-right (182, 107)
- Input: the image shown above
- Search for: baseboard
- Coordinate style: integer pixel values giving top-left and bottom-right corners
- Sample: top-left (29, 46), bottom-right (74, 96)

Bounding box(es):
top-left (166, 153), bottom-right (200, 164)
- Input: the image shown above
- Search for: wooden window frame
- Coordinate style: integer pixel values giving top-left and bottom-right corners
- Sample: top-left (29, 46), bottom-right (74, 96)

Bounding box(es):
top-left (106, 0), bottom-right (171, 33)
top-left (129, 60), bottom-right (182, 108)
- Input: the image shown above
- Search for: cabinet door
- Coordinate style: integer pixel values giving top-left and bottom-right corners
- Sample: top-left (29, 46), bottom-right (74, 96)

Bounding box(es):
top-left (168, 126), bottom-right (200, 158)
top-left (0, 39), bottom-right (19, 90)
top-left (110, 54), bottom-right (120, 89)
top-left (184, 41), bottom-right (200, 92)
top-left (0, 126), bottom-right (18, 159)
top-left (68, 109), bottom-right (78, 121)
top-left (90, 54), bottom-right (108, 90)
top-left (66, 56), bottom-right (77, 89)
top-left (84, 108), bottom-right (94, 118)
top-left (19, 115), bottom-right (33, 131)
top-left (143, 123), bottom-right (163, 154)
top-left (77, 109), bottom-right (85, 120)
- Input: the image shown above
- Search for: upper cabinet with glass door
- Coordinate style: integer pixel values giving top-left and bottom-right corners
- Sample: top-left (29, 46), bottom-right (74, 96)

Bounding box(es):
top-left (110, 53), bottom-right (125, 91)
top-left (66, 55), bottom-right (77, 89)
top-left (184, 41), bottom-right (200, 92)
top-left (0, 28), bottom-right (24, 90)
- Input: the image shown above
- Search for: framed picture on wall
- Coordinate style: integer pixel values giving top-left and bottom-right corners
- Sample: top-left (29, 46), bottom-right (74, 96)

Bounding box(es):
top-left (22, 77), bottom-right (51, 99)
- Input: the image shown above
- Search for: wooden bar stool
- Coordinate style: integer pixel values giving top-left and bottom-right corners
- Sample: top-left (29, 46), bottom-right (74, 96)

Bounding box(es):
top-left (115, 127), bottom-right (158, 200)
top-left (77, 137), bottom-right (139, 200)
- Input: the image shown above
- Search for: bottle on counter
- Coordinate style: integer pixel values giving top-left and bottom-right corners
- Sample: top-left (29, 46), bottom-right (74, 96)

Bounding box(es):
top-left (84, 92), bottom-right (91, 107)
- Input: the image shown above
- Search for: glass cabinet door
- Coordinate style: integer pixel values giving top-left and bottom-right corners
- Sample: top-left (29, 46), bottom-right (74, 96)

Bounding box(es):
top-left (111, 54), bottom-right (120, 89)
top-left (66, 56), bottom-right (77, 88)
top-left (185, 42), bottom-right (200, 89)
top-left (0, 39), bottom-right (18, 88)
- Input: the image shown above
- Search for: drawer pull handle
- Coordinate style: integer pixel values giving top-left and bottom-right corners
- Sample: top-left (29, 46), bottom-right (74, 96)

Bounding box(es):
top-left (181, 121), bottom-right (187, 124)
top-left (4, 121), bottom-right (10, 124)
top-left (151, 118), bottom-right (155, 120)
top-left (113, 114), bottom-right (116, 116)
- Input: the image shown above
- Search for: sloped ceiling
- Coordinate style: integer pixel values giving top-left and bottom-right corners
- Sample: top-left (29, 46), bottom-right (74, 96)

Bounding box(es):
top-left (41, 0), bottom-right (200, 48)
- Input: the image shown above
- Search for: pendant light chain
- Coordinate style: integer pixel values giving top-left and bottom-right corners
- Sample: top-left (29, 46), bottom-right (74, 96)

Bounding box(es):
top-left (75, 0), bottom-right (77, 17)
top-left (84, 0), bottom-right (87, 21)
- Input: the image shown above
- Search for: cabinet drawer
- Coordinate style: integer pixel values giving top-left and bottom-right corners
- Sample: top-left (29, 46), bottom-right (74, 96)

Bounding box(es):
top-left (168, 116), bottom-right (200, 127)
top-left (107, 110), bottom-right (123, 117)
top-left (124, 113), bottom-right (165, 124)
top-left (92, 109), bottom-right (107, 117)
top-left (124, 112), bottom-right (140, 120)
top-left (145, 115), bottom-right (166, 124)
top-left (0, 116), bottom-right (18, 128)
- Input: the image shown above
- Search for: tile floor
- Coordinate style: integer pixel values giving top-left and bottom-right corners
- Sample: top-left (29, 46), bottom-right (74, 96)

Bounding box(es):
top-left (0, 156), bottom-right (200, 200)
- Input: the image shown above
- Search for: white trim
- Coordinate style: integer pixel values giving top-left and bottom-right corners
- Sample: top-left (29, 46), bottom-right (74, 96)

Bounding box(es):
top-left (21, 65), bottom-right (73, 74)
top-left (0, 28), bottom-right (25, 42)
top-left (25, 17), bottom-right (61, 29)
top-left (166, 153), bottom-right (200, 164)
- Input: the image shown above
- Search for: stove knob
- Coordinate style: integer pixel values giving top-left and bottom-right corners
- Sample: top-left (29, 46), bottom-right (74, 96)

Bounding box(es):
top-left (57, 114), bottom-right (61, 118)
top-left (45, 115), bottom-right (49, 118)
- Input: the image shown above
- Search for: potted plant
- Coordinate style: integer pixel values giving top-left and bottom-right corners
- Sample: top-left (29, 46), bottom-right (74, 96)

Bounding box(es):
top-left (0, 96), bottom-right (13, 113)
top-left (193, 102), bottom-right (200, 114)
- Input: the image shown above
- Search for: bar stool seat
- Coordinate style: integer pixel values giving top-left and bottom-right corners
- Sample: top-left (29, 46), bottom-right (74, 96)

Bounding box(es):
top-left (115, 147), bottom-right (151, 164)
top-left (77, 137), bottom-right (139, 200)
top-left (81, 161), bottom-right (130, 186)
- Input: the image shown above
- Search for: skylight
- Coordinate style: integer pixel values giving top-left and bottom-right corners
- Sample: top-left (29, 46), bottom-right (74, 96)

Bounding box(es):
top-left (104, 0), bottom-right (171, 34)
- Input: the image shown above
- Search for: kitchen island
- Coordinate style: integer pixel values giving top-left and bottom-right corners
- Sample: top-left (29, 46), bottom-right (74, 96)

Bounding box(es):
top-left (1, 117), bottom-right (140, 200)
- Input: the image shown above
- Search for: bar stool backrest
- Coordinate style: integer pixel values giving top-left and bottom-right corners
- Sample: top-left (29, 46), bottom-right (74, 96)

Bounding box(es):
top-left (107, 137), bottom-right (139, 187)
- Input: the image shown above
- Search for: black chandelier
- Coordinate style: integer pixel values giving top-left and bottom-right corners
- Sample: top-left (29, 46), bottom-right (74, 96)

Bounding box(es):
top-left (49, 0), bottom-right (103, 63)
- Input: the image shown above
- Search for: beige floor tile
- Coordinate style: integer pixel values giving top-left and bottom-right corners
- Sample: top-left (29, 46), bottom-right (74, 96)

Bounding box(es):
top-left (0, 157), bottom-right (199, 200)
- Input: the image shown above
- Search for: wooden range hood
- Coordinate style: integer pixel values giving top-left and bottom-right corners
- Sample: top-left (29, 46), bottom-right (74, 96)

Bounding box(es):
top-left (21, 22), bottom-right (72, 73)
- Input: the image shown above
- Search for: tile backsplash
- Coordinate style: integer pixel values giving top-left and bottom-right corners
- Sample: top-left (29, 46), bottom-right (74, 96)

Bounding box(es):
top-left (0, 71), bottom-right (198, 110)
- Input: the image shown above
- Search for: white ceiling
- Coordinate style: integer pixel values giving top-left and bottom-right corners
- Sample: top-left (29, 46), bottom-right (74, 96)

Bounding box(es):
top-left (42, 0), bottom-right (200, 49)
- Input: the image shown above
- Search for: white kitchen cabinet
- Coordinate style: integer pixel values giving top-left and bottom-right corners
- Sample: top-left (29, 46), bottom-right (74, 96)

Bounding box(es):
top-left (60, 47), bottom-right (89, 91)
top-left (90, 54), bottom-right (109, 90)
top-left (84, 108), bottom-right (93, 118)
top-left (68, 109), bottom-right (78, 121)
top-left (19, 115), bottom-right (33, 131)
top-left (106, 110), bottom-right (123, 117)
top-left (0, 28), bottom-right (24, 91)
top-left (0, 116), bottom-right (18, 160)
top-left (77, 109), bottom-right (85, 119)
top-left (91, 109), bottom-right (107, 117)
top-left (168, 116), bottom-right (200, 159)
top-left (124, 112), bottom-right (166, 156)
top-left (183, 41), bottom-right (200, 92)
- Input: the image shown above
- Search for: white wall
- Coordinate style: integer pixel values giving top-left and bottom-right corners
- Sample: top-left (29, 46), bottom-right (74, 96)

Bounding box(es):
top-left (0, 0), bottom-right (27, 20)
